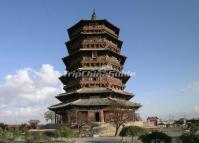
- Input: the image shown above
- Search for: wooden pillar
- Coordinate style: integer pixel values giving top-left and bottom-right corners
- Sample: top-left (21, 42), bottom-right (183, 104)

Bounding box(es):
top-left (59, 114), bottom-right (61, 124)
top-left (55, 114), bottom-right (57, 124)
top-left (67, 111), bottom-right (70, 124)
top-left (88, 111), bottom-right (94, 123)
top-left (100, 110), bottom-right (104, 122)
top-left (87, 111), bottom-right (90, 123)
top-left (60, 114), bottom-right (62, 124)
top-left (57, 114), bottom-right (59, 124)
top-left (62, 113), bottom-right (67, 124)
top-left (76, 110), bottom-right (78, 124)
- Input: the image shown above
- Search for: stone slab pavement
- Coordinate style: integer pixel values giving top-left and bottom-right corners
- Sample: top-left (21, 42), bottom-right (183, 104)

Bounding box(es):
top-left (74, 137), bottom-right (122, 143)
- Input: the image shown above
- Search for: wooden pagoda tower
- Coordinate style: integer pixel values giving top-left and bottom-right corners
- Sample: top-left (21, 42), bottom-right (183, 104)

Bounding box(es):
top-left (49, 12), bottom-right (141, 124)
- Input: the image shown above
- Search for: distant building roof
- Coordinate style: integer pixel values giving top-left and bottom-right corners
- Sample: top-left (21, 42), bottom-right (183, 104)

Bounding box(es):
top-left (147, 117), bottom-right (159, 120)
top-left (28, 120), bottom-right (40, 123)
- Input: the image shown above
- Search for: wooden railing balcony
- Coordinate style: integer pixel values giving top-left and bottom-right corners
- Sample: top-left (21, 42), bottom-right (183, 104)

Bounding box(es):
top-left (66, 56), bottom-right (122, 71)
top-left (82, 39), bottom-right (118, 48)
top-left (82, 56), bottom-right (121, 67)
top-left (82, 25), bottom-right (118, 38)
top-left (80, 77), bottom-right (122, 86)
top-left (64, 77), bottom-right (123, 91)
top-left (68, 38), bottom-right (120, 54)
top-left (80, 80), bottom-right (108, 85)
top-left (69, 25), bottom-right (118, 40)
top-left (82, 39), bottom-right (120, 53)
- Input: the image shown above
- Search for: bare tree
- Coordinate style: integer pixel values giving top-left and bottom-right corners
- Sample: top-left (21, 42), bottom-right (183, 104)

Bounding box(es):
top-left (109, 105), bottom-right (133, 136)
top-left (44, 110), bottom-right (55, 123)
top-left (77, 111), bottom-right (88, 137)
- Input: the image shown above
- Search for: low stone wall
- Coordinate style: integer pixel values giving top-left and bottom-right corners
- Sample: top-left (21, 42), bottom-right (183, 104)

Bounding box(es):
top-left (98, 121), bottom-right (144, 137)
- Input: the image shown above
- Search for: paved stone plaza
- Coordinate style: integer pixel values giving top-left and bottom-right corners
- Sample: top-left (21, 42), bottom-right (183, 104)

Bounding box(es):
top-left (74, 137), bottom-right (122, 143)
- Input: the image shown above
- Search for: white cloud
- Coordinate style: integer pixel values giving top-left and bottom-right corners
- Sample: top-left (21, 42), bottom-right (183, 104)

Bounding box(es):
top-left (181, 82), bottom-right (199, 93)
top-left (194, 105), bottom-right (199, 113)
top-left (0, 64), bottom-right (62, 124)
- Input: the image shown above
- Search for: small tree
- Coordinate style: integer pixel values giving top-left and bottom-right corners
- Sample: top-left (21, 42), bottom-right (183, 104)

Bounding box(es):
top-left (76, 111), bottom-right (88, 137)
top-left (0, 128), bottom-right (6, 143)
top-left (109, 105), bottom-right (133, 136)
top-left (31, 132), bottom-right (44, 142)
top-left (13, 127), bottom-right (22, 141)
top-left (62, 127), bottom-right (74, 143)
top-left (44, 110), bottom-right (55, 124)
top-left (119, 126), bottom-right (146, 143)
top-left (180, 133), bottom-right (199, 143)
top-left (55, 128), bottom-right (62, 141)
top-left (189, 124), bottom-right (199, 134)
top-left (55, 127), bottom-right (74, 142)
top-left (44, 131), bottom-right (56, 139)
top-left (0, 123), bottom-right (6, 130)
top-left (119, 126), bottom-right (130, 142)
top-left (128, 126), bottom-right (146, 143)
top-left (19, 123), bottom-right (28, 132)
top-left (28, 120), bottom-right (40, 129)
top-left (6, 127), bottom-right (22, 141)
top-left (19, 123), bottom-right (29, 141)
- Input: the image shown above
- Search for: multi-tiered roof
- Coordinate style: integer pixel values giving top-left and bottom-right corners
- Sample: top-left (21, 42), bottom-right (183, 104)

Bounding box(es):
top-left (49, 12), bottom-right (141, 123)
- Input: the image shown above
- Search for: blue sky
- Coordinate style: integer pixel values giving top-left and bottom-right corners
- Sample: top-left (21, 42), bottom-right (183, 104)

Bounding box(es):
top-left (0, 0), bottom-right (199, 123)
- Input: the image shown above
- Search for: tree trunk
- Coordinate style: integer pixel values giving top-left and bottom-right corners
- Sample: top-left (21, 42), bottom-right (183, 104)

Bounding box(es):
top-left (132, 136), bottom-right (134, 143)
top-left (115, 126), bottom-right (119, 136)
top-left (78, 126), bottom-right (82, 138)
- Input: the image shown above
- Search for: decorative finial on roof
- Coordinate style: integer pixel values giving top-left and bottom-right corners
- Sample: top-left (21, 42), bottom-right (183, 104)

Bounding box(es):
top-left (91, 9), bottom-right (96, 20)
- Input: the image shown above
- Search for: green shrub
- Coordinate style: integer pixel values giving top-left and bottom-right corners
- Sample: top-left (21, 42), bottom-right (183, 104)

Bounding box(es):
top-left (55, 127), bottom-right (74, 142)
top-left (139, 131), bottom-right (172, 143)
top-left (119, 126), bottom-right (146, 143)
top-left (180, 133), bottom-right (199, 143)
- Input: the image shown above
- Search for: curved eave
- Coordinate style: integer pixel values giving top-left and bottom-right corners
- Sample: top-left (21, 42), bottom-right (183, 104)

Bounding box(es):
top-left (62, 48), bottom-right (126, 66)
top-left (64, 48), bottom-right (127, 60)
top-left (67, 19), bottom-right (120, 36)
top-left (49, 97), bottom-right (140, 111)
top-left (55, 88), bottom-right (134, 102)
top-left (59, 75), bottom-right (67, 85)
top-left (122, 75), bottom-right (130, 84)
top-left (66, 32), bottom-right (123, 48)
top-left (56, 90), bottom-right (134, 98)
